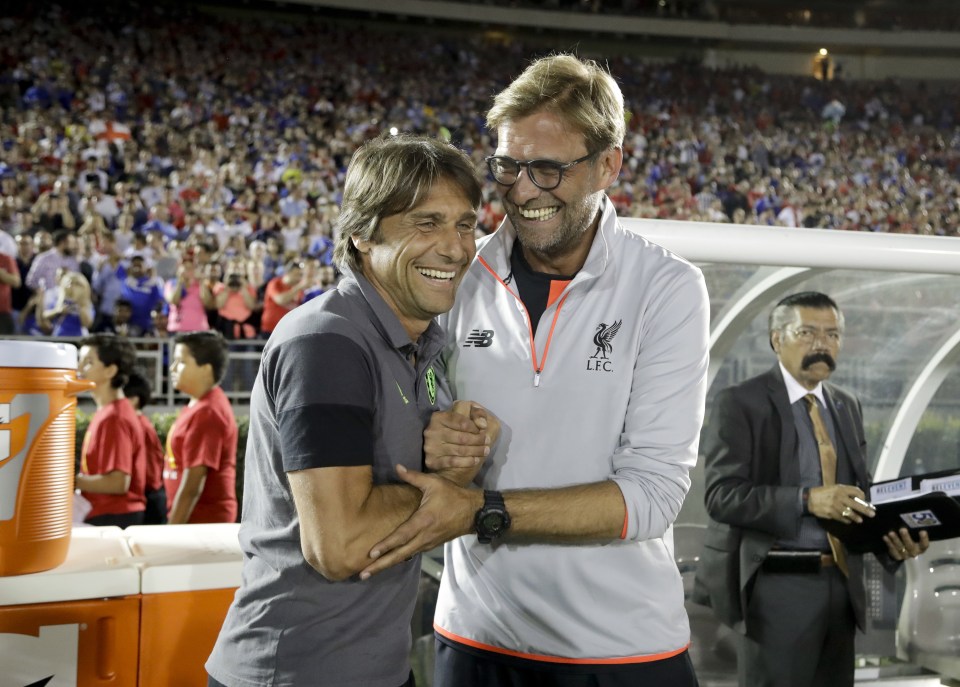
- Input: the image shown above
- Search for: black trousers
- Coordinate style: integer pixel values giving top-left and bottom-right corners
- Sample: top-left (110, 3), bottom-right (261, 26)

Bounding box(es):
top-left (739, 566), bottom-right (856, 687)
top-left (208, 671), bottom-right (415, 687)
top-left (434, 637), bottom-right (699, 687)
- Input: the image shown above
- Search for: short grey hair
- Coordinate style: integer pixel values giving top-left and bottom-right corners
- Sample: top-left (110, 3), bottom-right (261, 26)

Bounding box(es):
top-left (333, 134), bottom-right (483, 274)
top-left (768, 291), bottom-right (844, 350)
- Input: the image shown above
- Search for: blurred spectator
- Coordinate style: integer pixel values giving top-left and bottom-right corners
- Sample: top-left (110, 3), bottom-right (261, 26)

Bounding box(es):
top-left (262, 236), bottom-right (285, 285)
top-left (164, 331), bottom-right (238, 524)
top-left (25, 229), bottom-right (80, 291)
top-left (32, 188), bottom-right (76, 233)
top-left (142, 205), bottom-right (179, 242)
top-left (164, 256), bottom-right (209, 334)
top-left (75, 334), bottom-right (147, 528)
top-left (76, 232), bottom-right (99, 284)
top-left (279, 186), bottom-right (309, 219)
top-left (91, 233), bottom-right (125, 331)
top-left (211, 264), bottom-right (259, 339)
top-left (200, 261), bottom-right (225, 333)
top-left (149, 306), bottom-right (170, 338)
top-left (103, 298), bottom-right (142, 337)
top-left (301, 260), bottom-right (338, 303)
top-left (120, 254), bottom-right (165, 335)
top-left (260, 258), bottom-right (307, 337)
top-left (114, 211), bottom-right (137, 255)
top-left (44, 270), bottom-right (94, 337)
top-left (18, 289), bottom-right (51, 336)
top-left (124, 371), bottom-right (168, 525)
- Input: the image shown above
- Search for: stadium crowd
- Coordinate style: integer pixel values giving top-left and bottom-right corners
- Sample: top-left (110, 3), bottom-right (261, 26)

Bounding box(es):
top-left (451, 0), bottom-right (960, 32)
top-left (1, 1), bottom-right (958, 337)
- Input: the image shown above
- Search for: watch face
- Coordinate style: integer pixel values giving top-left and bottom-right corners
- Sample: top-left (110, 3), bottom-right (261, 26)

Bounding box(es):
top-left (480, 511), bottom-right (505, 535)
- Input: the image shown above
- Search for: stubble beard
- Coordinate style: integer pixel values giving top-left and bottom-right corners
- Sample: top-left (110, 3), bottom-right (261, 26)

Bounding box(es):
top-left (508, 191), bottom-right (603, 261)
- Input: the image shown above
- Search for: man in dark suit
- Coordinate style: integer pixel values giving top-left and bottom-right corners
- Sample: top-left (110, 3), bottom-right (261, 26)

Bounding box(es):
top-left (694, 291), bottom-right (930, 687)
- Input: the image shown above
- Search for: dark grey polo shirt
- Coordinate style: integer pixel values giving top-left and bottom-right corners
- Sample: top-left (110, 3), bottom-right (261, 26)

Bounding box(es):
top-left (207, 273), bottom-right (453, 687)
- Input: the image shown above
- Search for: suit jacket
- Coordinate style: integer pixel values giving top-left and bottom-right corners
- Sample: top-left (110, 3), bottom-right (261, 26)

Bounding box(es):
top-left (692, 365), bottom-right (891, 635)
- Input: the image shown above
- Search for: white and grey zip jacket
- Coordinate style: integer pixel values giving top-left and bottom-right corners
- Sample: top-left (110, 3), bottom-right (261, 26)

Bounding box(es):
top-left (434, 197), bottom-right (710, 662)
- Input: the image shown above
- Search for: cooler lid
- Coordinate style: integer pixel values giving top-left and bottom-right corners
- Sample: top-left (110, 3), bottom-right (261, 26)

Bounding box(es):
top-left (0, 341), bottom-right (78, 370)
top-left (126, 523), bottom-right (242, 594)
top-left (0, 528), bottom-right (138, 606)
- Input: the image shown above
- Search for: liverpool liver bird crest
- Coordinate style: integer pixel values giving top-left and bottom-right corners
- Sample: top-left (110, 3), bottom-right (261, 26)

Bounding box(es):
top-left (591, 320), bottom-right (622, 359)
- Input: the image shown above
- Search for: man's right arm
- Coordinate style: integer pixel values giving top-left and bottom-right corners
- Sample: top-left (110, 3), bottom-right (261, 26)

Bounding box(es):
top-left (703, 387), bottom-right (800, 538)
top-left (289, 466), bottom-right (423, 581)
top-left (273, 332), bottom-right (423, 582)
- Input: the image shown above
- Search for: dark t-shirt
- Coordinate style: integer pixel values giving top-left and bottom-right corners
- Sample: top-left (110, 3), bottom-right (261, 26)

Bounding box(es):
top-left (510, 241), bottom-right (575, 335)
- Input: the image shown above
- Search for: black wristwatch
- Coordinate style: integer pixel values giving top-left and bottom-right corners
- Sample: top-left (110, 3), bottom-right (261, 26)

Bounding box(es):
top-left (475, 490), bottom-right (511, 544)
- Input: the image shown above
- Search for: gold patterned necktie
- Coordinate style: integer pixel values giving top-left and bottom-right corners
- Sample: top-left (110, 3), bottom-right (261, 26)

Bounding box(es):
top-left (804, 394), bottom-right (849, 577)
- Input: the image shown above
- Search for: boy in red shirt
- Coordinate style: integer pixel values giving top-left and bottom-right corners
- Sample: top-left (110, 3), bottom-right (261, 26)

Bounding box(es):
top-left (164, 330), bottom-right (238, 523)
top-left (76, 334), bottom-right (147, 527)
top-left (124, 371), bottom-right (167, 524)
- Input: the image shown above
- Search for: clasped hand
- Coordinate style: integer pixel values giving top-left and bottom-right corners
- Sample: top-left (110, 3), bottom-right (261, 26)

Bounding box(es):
top-left (358, 401), bottom-right (500, 580)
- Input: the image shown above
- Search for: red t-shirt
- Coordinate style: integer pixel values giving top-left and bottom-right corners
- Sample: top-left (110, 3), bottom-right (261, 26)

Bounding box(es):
top-left (138, 413), bottom-right (164, 492)
top-left (80, 398), bottom-right (147, 519)
top-left (163, 386), bottom-right (238, 523)
top-left (260, 276), bottom-right (301, 333)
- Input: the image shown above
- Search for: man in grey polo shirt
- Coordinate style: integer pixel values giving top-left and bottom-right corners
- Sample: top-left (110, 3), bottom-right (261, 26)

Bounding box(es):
top-left (206, 134), bottom-right (488, 687)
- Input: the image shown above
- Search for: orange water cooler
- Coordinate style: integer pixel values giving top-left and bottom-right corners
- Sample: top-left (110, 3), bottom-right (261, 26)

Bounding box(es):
top-left (125, 523), bottom-right (242, 687)
top-left (0, 340), bottom-right (94, 577)
top-left (0, 526), bottom-right (141, 686)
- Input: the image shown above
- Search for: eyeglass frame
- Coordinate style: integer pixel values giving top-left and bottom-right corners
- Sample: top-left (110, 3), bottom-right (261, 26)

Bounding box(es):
top-left (783, 326), bottom-right (844, 345)
top-left (484, 151), bottom-right (600, 191)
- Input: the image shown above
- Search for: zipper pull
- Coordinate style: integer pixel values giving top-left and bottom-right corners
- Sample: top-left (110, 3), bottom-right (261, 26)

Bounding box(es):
top-left (533, 371), bottom-right (541, 387)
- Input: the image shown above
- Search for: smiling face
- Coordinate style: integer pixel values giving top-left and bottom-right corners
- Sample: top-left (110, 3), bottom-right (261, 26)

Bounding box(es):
top-left (494, 109), bottom-right (621, 274)
top-left (354, 177), bottom-right (477, 341)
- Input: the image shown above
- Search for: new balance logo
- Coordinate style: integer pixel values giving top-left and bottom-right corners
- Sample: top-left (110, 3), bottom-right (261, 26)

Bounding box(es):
top-left (463, 329), bottom-right (495, 348)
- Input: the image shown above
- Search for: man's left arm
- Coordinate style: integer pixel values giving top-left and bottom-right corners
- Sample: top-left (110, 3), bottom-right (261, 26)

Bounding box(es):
top-left (362, 268), bottom-right (710, 573)
top-left (845, 398), bottom-right (932, 565)
top-left (501, 268), bottom-right (710, 542)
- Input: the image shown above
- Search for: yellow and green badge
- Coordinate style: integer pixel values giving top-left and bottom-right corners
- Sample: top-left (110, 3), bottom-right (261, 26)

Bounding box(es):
top-left (425, 367), bottom-right (437, 405)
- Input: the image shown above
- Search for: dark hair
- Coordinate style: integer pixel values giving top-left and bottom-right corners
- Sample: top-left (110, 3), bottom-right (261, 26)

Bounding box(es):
top-left (53, 228), bottom-right (73, 248)
top-left (768, 291), bottom-right (844, 351)
top-left (334, 134), bottom-right (482, 273)
top-left (174, 330), bottom-right (229, 384)
top-left (115, 298), bottom-right (133, 310)
top-left (123, 371), bottom-right (152, 409)
top-left (79, 333), bottom-right (137, 389)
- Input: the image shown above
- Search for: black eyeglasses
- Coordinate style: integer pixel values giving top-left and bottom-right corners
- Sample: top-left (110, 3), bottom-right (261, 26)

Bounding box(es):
top-left (485, 151), bottom-right (598, 191)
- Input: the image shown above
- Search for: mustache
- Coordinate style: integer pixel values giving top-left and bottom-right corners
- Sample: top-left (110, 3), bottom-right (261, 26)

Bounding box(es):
top-left (802, 352), bottom-right (836, 371)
